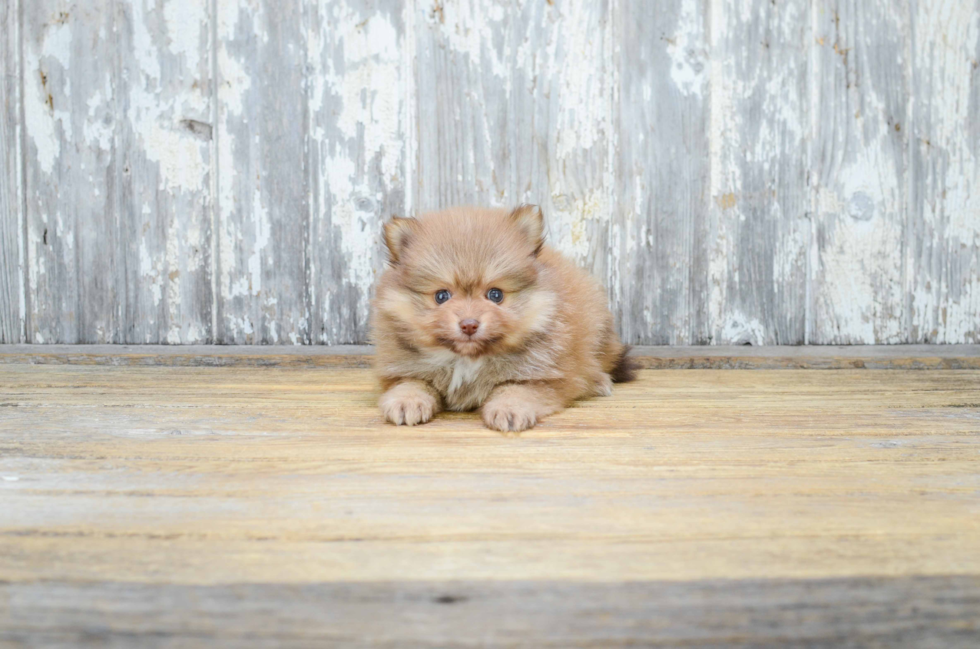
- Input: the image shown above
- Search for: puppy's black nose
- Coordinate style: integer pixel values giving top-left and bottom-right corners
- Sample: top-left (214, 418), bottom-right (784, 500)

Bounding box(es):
top-left (459, 319), bottom-right (480, 336)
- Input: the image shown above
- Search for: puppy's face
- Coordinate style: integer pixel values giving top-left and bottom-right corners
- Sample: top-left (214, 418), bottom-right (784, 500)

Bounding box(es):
top-left (378, 206), bottom-right (555, 358)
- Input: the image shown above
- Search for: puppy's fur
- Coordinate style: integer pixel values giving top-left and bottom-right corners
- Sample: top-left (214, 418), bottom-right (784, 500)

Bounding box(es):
top-left (371, 205), bottom-right (636, 432)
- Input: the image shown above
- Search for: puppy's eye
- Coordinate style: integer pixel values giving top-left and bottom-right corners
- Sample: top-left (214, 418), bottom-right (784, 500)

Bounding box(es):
top-left (487, 288), bottom-right (504, 303)
top-left (435, 289), bottom-right (451, 304)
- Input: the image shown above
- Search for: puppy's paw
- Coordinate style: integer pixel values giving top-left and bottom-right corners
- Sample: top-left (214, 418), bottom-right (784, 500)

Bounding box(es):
top-left (380, 384), bottom-right (438, 426)
top-left (482, 399), bottom-right (538, 433)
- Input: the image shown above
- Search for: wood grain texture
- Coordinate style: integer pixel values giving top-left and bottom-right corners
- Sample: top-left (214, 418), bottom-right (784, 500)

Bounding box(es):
top-left (414, 1), bottom-right (511, 211)
top-left (308, 0), bottom-right (407, 345)
top-left (3, 1), bottom-right (980, 346)
top-left (0, 0), bottom-right (24, 343)
top-left (114, 0), bottom-right (214, 343)
top-left (1, 577), bottom-right (978, 648)
top-left (23, 2), bottom-right (119, 343)
top-left (1, 365), bottom-right (979, 644)
top-left (613, 0), bottom-right (710, 345)
top-left (415, 0), bottom-right (613, 281)
top-left (21, 1), bottom-right (212, 344)
top-left (708, 0), bottom-right (810, 345)
top-left (809, 0), bottom-right (909, 344)
top-left (215, 0), bottom-right (309, 344)
top-left (907, 0), bottom-right (980, 344)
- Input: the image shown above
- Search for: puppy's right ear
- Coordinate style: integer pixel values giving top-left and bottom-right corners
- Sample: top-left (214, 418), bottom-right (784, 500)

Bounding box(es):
top-left (383, 216), bottom-right (418, 264)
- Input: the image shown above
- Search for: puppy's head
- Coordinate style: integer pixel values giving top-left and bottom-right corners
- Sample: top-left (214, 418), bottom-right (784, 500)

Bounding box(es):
top-left (377, 205), bottom-right (555, 358)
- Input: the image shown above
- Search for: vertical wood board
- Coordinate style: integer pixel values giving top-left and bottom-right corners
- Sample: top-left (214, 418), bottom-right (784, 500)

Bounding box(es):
top-left (808, 0), bottom-right (909, 344)
top-left (0, 0), bottom-right (24, 343)
top-left (613, 0), bottom-right (710, 345)
top-left (215, 0), bottom-right (309, 344)
top-left (116, 0), bottom-right (214, 343)
top-left (708, 0), bottom-right (810, 345)
top-left (307, 0), bottom-right (407, 345)
top-left (23, 2), bottom-right (120, 343)
top-left (907, 0), bottom-right (980, 344)
top-left (21, 1), bottom-right (212, 344)
top-left (415, 0), bottom-right (613, 281)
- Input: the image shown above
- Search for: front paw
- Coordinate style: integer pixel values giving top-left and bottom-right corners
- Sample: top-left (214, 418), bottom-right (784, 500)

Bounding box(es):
top-left (482, 400), bottom-right (537, 433)
top-left (380, 388), bottom-right (437, 426)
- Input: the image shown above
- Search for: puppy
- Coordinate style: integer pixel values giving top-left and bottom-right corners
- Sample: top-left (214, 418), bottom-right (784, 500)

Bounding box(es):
top-left (370, 205), bottom-right (636, 432)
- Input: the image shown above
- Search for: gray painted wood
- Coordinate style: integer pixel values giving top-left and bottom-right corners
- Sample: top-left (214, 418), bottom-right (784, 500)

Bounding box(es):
top-left (809, 0), bottom-right (910, 344)
top-left (23, 2), bottom-right (120, 343)
top-left (0, 0), bottom-right (23, 343)
top-left (115, 0), bottom-right (214, 343)
top-left (415, 0), bottom-right (612, 280)
top-left (21, 1), bottom-right (212, 344)
top-left (308, 0), bottom-right (406, 345)
top-left (907, 0), bottom-right (980, 344)
top-left (1, 577), bottom-right (977, 648)
top-left (2, 0), bottom-right (979, 345)
top-left (215, 0), bottom-right (309, 344)
top-left (613, 0), bottom-right (710, 345)
top-left (512, 0), bottom-right (612, 281)
top-left (707, 0), bottom-right (810, 345)
top-left (414, 1), bottom-right (512, 211)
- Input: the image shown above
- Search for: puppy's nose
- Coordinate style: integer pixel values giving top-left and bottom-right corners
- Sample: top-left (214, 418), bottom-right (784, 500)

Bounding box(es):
top-left (459, 319), bottom-right (480, 336)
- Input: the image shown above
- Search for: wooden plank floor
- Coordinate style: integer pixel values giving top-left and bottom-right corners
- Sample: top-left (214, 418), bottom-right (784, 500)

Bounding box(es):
top-left (1, 363), bottom-right (979, 646)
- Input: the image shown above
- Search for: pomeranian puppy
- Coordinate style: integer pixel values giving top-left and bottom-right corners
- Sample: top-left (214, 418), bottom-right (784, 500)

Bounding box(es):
top-left (371, 204), bottom-right (636, 432)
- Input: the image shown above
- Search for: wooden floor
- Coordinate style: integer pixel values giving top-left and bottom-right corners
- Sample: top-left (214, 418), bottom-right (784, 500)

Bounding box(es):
top-left (1, 358), bottom-right (979, 646)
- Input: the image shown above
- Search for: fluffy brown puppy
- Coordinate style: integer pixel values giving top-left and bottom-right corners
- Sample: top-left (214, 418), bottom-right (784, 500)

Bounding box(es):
top-left (371, 205), bottom-right (636, 432)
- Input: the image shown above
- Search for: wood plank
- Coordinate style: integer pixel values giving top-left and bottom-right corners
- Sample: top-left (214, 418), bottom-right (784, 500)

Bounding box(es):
top-left (415, 0), bottom-right (613, 279)
top-left (809, 0), bottom-right (910, 344)
top-left (20, 1), bottom-right (212, 344)
top-left (907, 0), bottom-right (980, 344)
top-left (708, 0), bottom-right (809, 344)
top-left (1, 577), bottom-right (977, 647)
top-left (0, 365), bottom-right (979, 643)
top-left (1, 344), bottom-right (979, 369)
top-left (0, 367), bottom-right (978, 583)
top-left (214, 0), bottom-right (309, 344)
top-left (414, 1), bottom-right (514, 210)
top-left (22, 2), bottom-right (119, 343)
top-left (114, 0), bottom-right (214, 343)
top-left (613, 0), bottom-right (710, 345)
top-left (0, 0), bottom-right (24, 343)
top-left (307, 0), bottom-right (407, 345)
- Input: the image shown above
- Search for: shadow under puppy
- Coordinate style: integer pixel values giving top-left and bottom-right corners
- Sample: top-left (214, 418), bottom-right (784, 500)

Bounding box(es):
top-left (371, 205), bottom-right (636, 432)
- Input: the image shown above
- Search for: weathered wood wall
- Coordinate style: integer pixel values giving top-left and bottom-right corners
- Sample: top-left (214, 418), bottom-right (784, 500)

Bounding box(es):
top-left (0, 0), bottom-right (977, 345)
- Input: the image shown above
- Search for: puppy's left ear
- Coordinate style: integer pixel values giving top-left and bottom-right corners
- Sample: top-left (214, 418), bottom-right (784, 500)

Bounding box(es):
top-left (509, 204), bottom-right (544, 255)
top-left (383, 216), bottom-right (418, 264)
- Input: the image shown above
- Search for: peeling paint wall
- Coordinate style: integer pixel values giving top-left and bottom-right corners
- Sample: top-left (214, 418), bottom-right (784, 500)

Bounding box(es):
top-left (0, 0), bottom-right (978, 345)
